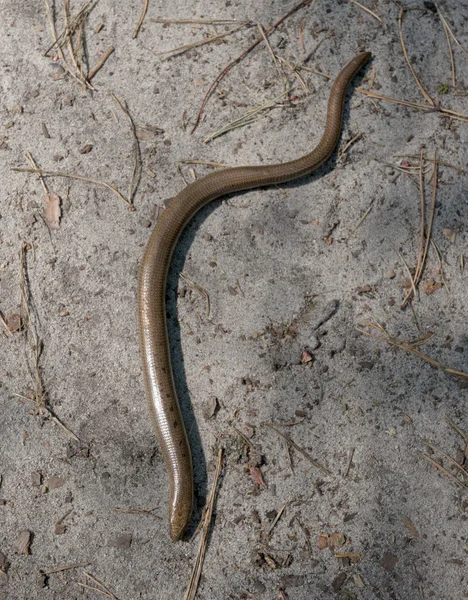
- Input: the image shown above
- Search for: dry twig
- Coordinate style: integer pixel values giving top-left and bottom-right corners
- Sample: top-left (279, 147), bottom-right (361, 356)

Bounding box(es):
top-left (348, 0), bottom-right (383, 24)
top-left (398, 8), bottom-right (434, 106)
top-left (183, 448), bottom-right (224, 600)
top-left (191, 0), bottom-right (315, 133)
top-left (132, 0), bottom-right (148, 38)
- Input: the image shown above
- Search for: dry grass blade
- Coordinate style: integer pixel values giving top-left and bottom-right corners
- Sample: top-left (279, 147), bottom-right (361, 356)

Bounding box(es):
top-left (44, 0), bottom-right (95, 55)
top-left (445, 417), bottom-right (468, 445)
top-left (338, 132), bottom-right (362, 161)
top-left (401, 151), bottom-right (425, 307)
top-left (42, 562), bottom-right (89, 575)
top-left (43, 0), bottom-right (94, 90)
top-left (0, 314), bottom-right (14, 337)
top-left (80, 572), bottom-right (118, 600)
top-left (265, 424), bottom-right (330, 475)
top-left (155, 23), bottom-right (249, 56)
top-left (132, 0), bottom-right (148, 38)
top-left (358, 319), bottom-right (468, 382)
top-left (191, 0), bottom-right (316, 133)
top-left (257, 23), bottom-right (286, 90)
top-left (45, 0), bottom-right (96, 90)
top-left (110, 93), bottom-right (141, 204)
top-left (440, 17), bottom-right (456, 88)
top-left (391, 244), bottom-right (418, 303)
top-left (423, 440), bottom-right (468, 480)
top-left (351, 200), bottom-right (374, 234)
top-left (435, 4), bottom-right (468, 58)
top-left (277, 56), bottom-right (310, 94)
top-left (204, 89), bottom-right (291, 143)
top-left (348, 0), bottom-right (383, 23)
top-left (356, 88), bottom-right (431, 111)
top-left (13, 393), bottom-right (79, 441)
top-left (398, 8), bottom-right (434, 106)
top-left (16, 243), bottom-right (79, 441)
top-left (418, 452), bottom-right (468, 489)
top-left (180, 159), bottom-right (229, 168)
top-left (183, 448), bottom-right (224, 600)
top-left (12, 166), bottom-right (133, 210)
top-left (393, 154), bottom-right (467, 175)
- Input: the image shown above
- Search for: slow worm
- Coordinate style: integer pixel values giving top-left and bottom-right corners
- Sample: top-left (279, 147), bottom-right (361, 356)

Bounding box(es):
top-left (138, 51), bottom-right (371, 541)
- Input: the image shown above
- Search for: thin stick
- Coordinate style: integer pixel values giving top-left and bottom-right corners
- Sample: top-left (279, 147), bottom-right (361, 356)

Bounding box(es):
top-left (132, 0), bottom-right (148, 38)
top-left (348, 0), bottom-right (383, 24)
top-left (265, 424), bottom-right (330, 475)
top-left (351, 201), bottom-right (374, 234)
top-left (257, 23), bottom-right (284, 86)
top-left (149, 18), bottom-right (252, 25)
top-left (358, 320), bottom-right (468, 382)
top-left (191, 0), bottom-right (315, 133)
top-left (88, 46), bottom-right (115, 81)
top-left (268, 502), bottom-right (288, 535)
top-left (183, 448), bottom-right (224, 600)
top-left (398, 8), bottom-right (434, 106)
top-left (154, 24), bottom-right (248, 56)
top-left (25, 152), bottom-right (48, 195)
top-left (345, 448), bottom-right (355, 477)
top-left (12, 166), bottom-right (132, 209)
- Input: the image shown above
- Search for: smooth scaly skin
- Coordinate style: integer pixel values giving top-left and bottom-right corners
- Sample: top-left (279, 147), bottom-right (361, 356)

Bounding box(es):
top-left (138, 51), bottom-right (371, 541)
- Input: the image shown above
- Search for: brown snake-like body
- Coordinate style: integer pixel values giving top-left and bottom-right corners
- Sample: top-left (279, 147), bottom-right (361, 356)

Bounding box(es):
top-left (138, 52), bottom-right (371, 540)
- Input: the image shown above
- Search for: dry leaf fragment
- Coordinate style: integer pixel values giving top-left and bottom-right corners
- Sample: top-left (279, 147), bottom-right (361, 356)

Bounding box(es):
top-left (402, 516), bottom-right (419, 538)
top-left (46, 476), bottom-right (65, 490)
top-left (443, 228), bottom-right (456, 242)
top-left (14, 530), bottom-right (32, 555)
top-left (5, 313), bottom-right (22, 333)
top-left (422, 278), bottom-right (442, 295)
top-left (318, 532), bottom-right (347, 550)
top-left (300, 348), bottom-right (313, 364)
top-left (249, 466), bottom-right (266, 488)
top-left (43, 192), bottom-right (61, 230)
top-left (353, 574), bottom-right (365, 588)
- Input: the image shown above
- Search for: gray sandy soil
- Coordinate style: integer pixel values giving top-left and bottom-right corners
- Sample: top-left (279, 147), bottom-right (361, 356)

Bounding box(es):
top-left (1, 1), bottom-right (467, 599)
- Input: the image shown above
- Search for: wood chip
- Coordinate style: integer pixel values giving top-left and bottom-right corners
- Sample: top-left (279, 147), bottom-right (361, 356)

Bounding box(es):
top-left (14, 530), bottom-right (32, 555)
top-left (43, 192), bottom-right (61, 230)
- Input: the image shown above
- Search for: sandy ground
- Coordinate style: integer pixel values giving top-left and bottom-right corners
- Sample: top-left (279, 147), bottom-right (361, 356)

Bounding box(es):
top-left (1, 1), bottom-right (468, 599)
